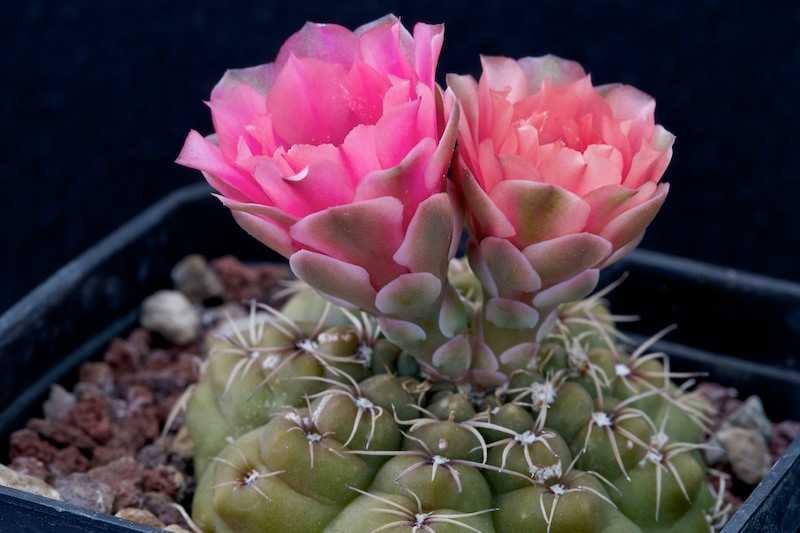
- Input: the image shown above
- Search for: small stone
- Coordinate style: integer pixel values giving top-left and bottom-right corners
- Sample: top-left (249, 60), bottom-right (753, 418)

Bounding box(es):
top-left (42, 384), bottom-right (76, 422)
top-left (143, 491), bottom-right (185, 526)
top-left (115, 508), bottom-right (165, 528)
top-left (140, 290), bottom-right (201, 345)
top-left (78, 362), bottom-right (116, 395)
top-left (87, 456), bottom-right (144, 513)
top-left (171, 254), bottom-right (225, 303)
top-left (50, 446), bottom-right (90, 477)
top-left (9, 428), bottom-right (58, 462)
top-left (163, 526), bottom-right (193, 533)
top-left (55, 472), bottom-right (115, 512)
top-left (8, 456), bottom-right (50, 482)
top-left (770, 420), bottom-right (800, 458)
top-left (703, 435), bottom-right (728, 465)
top-left (71, 395), bottom-right (113, 443)
top-left (27, 418), bottom-right (97, 450)
top-left (142, 465), bottom-right (185, 499)
top-left (0, 463), bottom-right (62, 500)
top-left (717, 426), bottom-right (772, 485)
top-left (724, 395), bottom-right (773, 439)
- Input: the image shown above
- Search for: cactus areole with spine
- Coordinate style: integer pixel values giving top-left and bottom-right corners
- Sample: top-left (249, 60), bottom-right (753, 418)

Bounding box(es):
top-left (177, 15), bottom-right (723, 533)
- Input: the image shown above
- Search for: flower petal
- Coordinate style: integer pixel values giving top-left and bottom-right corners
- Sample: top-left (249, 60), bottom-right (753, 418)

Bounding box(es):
top-left (393, 192), bottom-right (457, 276)
top-left (489, 180), bottom-right (591, 247)
top-left (522, 233), bottom-right (612, 287)
top-left (289, 250), bottom-right (378, 312)
top-left (289, 197), bottom-right (407, 288)
top-left (375, 272), bottom-right (442, 320)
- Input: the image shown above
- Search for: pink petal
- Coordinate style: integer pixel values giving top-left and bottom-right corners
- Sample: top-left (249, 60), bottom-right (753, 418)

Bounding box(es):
top-left (289, 250), bottom-right (378, 313)
top-left (516, 55), bottom-right (587, 91)
top-left (485, 297), bottom-right (540, 329)
top-left (582, 182), bottom-right (664, 236)
top-left (353, 137), bottom-right (437, 226)
top-left (460, 169), bottom-right (516, 240)
top-left (446, 74), bottom-right (481, 168)
top-left (176, 131), bottom-right (266, 203)
top-left (211, 63), bottom-right (276, 99)
top-left (216, 194), bottom-right (298, 228)
top-left (424, 96), bottom-right (459, 192)
top-left (377, 317), bottom-right (427, 345)
top-left (374, 99), bottom-right (422, 169)
top-left (229, 209), bottom-right (296, 259)
top-left (393, 192), bottom-right (457, 277)
top-left (358, 20), bottom-right (415, 80)
top-left (480, 55), bottom-right (529, 103)
top-left (279, 144), bottom-right (355, 210)
top-left (275, 22), bottom-right (359, 70)
top-left (604, 85), bottom-right (656, 151)
top-left (489, 180), bottom-right (591, 248)
top-left (340, 59), bottom-right (392, 126)
top-left (596, 183), bottom-right (669, 249)
top-left (431, 335), bottom-right (471, 377)
top-left (532, 269), bottom-right (599, 310)
top-left (578, 144), bottom-right (625, 195)
top-left (623, 125), bottom-right (674, 189)
top-left (412, 22), bottom-right (444, 89)
top-left (536, 146), bottom-right (586, 191)
top-left (375, 272), bottom-right (442, 319)
top-left (341, 124), bottom-right (381, 180)
top-left (522, 233), bottom-right (612, 287)
top-left (289, 197), bottom-right (407, 289)
top-left (480, 237), bottom-right (542, 293)
top-left (209, 81), bottom-right (269, 161)
top-left (266, 56), bottom-right (357, 147)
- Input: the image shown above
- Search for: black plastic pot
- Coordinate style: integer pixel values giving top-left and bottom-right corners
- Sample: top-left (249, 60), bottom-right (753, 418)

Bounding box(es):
top-left (1, 183), bottom-right (798, 532)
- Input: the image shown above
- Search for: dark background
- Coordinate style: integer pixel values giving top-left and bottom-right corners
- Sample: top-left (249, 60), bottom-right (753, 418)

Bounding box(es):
top-left (2, 1), bottom-right (799, 314)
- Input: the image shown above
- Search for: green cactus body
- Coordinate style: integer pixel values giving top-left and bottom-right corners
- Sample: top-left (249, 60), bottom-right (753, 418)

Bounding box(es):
top-left (186, 286), bottom-right (719, 532)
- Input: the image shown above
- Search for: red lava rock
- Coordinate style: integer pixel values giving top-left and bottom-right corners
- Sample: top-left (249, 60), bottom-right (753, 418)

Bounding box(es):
top-left (55, 472), bottom-right (116, 513)
top-left (136, 443), bottom-right (168, 469)
top-left (212, 255), bottom-right (292, 303)
top-left (106, 421), bottom-right (148, 453)
top-left (88, 456), bottom-right (144, 513)
top-left (125, 385), bottom-right (161, 439)
top-left (9, 429), bottom-right (58, 463)
top-left (71, 395), bottom-right (113, 443)
top-left (8, 456), bottom-right (50, 482)
top-left (50, 446), bottom-right (90, 477)
top-left (143, 348), bottom-right (173, 371)
top-left (27, 418), bottom-right (97, 450)
top-left (770, 420), bottom-right (800, 458)
top-left (91, 446), bottom-right (131, 467)
top-left (104, 338), bottom-right (142, 375)
top-left (142, 465), bottom-right (185, 499)
top-left (42, 384), bottom-right (76, 422)
top-left (79, 362), bottom-right (116, 395)
top-left (142, 491), bottom-right (187, 527)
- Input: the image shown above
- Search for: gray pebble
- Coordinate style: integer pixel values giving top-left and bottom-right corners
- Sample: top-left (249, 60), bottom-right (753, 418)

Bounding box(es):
top-left (725, 395), bottom-right (773, 439)
top-left (42, 384), bottom-right (76, 422)
top-left (54, 472), bottom-right (115, 512)
top-left (716, 426), bottom-right (772, 485)
top-left (140, 290), bottom-right (201, 345)
top-left (171, 254), bottom-right (224, 303)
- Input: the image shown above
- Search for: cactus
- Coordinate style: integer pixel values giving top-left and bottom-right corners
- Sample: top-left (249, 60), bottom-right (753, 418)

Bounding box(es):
top-left (177, 14), bottom-right (720, 532)
top-left (185, 271), bottom-right (718, 533)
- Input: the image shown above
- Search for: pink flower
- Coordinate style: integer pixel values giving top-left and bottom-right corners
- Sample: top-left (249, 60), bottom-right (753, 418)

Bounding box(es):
top-left (177, 16), bottom-right (461, 316)
top-left (448, 55), bottom-right (672, 337)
